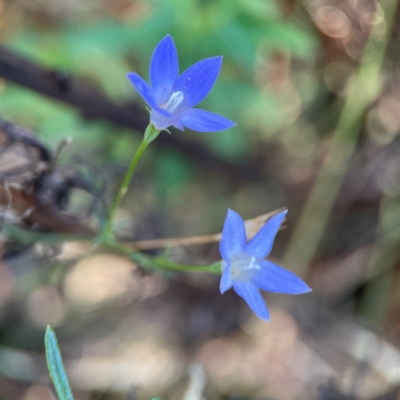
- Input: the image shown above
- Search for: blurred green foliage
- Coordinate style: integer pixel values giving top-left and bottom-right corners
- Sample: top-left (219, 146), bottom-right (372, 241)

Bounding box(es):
top-left (0, 0), bottom-right (321, 218)
top-left (1, 0), bottom-right (318, 163)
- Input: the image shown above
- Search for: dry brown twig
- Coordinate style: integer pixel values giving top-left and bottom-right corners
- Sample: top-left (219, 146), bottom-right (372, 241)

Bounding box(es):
top-left (127, 208), bottom-right (286, 250)
top-left (57, 208), bottom-right (287, 260)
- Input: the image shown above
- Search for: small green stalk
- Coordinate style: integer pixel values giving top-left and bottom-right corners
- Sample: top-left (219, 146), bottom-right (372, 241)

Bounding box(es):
top-left (45, 326), bottom-right (74, 400)
top-left (101, 124), bottom-right (160, 243)
top-left (106, 241), bottom-right (222, 274)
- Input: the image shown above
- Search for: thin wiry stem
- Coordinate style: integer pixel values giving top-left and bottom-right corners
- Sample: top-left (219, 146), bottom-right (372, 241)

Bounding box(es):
top-left (3, 208), bottom-right (283, 274)
top-left (3, 224), bottom-right (221, 274)
top-left (100, 124), bottom-right (159, 243)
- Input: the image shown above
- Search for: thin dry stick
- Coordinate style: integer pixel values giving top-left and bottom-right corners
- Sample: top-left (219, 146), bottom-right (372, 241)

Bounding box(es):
top-left (127, 208), bottom-right (284, 250)
top-left (128, 233), bottom-right (222, 250)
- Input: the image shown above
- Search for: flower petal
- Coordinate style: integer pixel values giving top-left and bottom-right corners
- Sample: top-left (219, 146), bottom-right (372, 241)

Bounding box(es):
top-left (219, 209), bottom-right (246, 260)
top-left (245, 210), bottom-right (288, 259)
top-left (127, 73), bottom-right (169, 116)
top-left (150, 108), bottom-right (180, 131)
top-left (173, 120), bottom-right (184, 131)
top-left (233, 281), bottom-right (270, 321)
top-left (150, 35), bottom-right (179, 105)
top-left (174, 57), bottom-right (222, 107)
top-left (180, 108), bottom-right (236, 132)
top-left (220, 261), bottom-right (233, 294)
top-left (253, 260), bottom-right (312, 294)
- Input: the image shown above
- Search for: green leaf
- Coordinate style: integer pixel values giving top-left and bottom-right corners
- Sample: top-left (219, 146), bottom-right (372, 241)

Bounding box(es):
top-left (45, 326), bottom-right (74, 400)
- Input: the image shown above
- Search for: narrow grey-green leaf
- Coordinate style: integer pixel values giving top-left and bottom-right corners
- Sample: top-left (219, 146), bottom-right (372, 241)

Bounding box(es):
top-left (45, 326), bottom-right (74, 400)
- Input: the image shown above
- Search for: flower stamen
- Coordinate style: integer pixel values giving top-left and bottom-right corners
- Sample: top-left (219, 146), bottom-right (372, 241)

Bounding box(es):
top-left (230, 253), bottom-right (260, 281)
top-left (163, 91), bottom-right (184, 113)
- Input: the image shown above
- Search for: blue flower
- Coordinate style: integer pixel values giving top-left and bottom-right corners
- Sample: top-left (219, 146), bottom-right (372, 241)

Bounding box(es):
top-left (219, 209), bottom-right (311, 321)
top-left (127, 35), bottom-right (236, 132)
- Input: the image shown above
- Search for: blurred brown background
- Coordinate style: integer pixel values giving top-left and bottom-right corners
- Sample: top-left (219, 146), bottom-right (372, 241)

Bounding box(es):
top-left (1, 0), bottom-right (400, 399)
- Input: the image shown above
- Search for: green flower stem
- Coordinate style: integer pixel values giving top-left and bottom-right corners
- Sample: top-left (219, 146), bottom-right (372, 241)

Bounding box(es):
top-left (135, 253), bottom-right (221, 274)
top-left (106, 241), bottom-right (222, 274)
top-left (2, 224), bottom-right (221, 274)
top-left (101, 124), bottom-right (160, 243)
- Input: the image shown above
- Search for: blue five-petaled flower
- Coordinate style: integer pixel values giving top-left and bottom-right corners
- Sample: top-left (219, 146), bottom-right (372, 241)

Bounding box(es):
top-left (127, 35), bottom-right (236, 132)
top-left (220, 209), bottom-right (311, 321)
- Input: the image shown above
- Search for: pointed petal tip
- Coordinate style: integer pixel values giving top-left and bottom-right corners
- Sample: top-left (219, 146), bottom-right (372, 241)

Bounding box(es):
top-left (160, 34), bottom-right (175, 45)
top-left (244, 209), bottom-right (289, 259)
top-left (279, 209), bottom-right (288, 217)
top-left (288, 275), bottom-right (313, 295)
top-left (150, 34), bottom-right (178, 105)
top-left (203, 55), bottom-right (222, 61)
top-left (219, 117), bottom-right (236, 132)
top-left (227, 208), bottom-right (244, 219)
top-left (290, 279), bottom-right (312, 294)
top-left (233, 282), bottom-right (270, 321)
top-left (208, 117), bottom-right (236, 132)
top-left (291, 284), bottom-right (312, 295)
top-left (253, 260), bottom-right (312, 295)
top-left (211, 55), bottom-right (223, 67)
top-left (226, 208), bottom-right (242, 220)
top-left (257, 312), bottom-right (271, 322)
top-left (174, 56), bottom-right (223, 107)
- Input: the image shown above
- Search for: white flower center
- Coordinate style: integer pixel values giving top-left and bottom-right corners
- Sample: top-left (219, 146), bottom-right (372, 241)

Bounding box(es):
top-left (230, 252), bottom-right (260, 282)
top-left (163, 91), bottom-right (184, 113)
